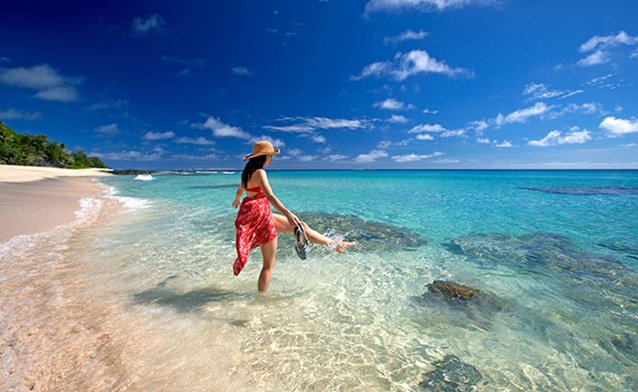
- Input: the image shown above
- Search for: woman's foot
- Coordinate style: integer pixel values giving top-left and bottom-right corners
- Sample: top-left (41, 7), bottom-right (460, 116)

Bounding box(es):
top-left (334, 240), bottom-right (357, 253)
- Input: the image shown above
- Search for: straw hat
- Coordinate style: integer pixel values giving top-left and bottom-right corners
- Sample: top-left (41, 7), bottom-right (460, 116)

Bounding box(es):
top-left (243, 140), bottom-right (281, 161)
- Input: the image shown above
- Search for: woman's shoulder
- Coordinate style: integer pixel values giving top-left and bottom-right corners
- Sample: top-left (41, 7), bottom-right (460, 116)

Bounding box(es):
top-left (247, 168), bottom-right (267, 186)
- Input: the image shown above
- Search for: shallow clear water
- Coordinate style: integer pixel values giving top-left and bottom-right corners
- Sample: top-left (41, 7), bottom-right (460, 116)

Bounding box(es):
top-left (68, 171), bottom-right (638, 390)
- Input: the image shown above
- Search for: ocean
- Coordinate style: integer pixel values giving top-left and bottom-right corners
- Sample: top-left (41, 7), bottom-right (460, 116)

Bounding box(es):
top-left (8, 170), bottom-right (638, 391)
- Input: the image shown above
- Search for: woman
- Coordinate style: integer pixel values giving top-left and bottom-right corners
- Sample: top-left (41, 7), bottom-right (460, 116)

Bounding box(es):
top-left (232, 141), bottom-right (356, 292)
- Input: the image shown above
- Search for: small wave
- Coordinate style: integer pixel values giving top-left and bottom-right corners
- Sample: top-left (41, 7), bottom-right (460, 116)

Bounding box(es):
top-left (102, 184), bottom-right (150, 211)
top-left (222, 171), bottom-right (236, 175)
top-left (0, 195), bottom-right (105, 259)
top-left (134, 174), bottom-right (155, 181)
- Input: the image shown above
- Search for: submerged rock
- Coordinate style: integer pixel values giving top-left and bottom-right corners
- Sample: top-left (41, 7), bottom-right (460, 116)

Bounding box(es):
top-left (415, 280), bottom-right (507, 330)
top-left (450, 232), bottom-right (632, 284)
top-left (598, 332), bottom-right (638, 367)
top-left (426, 280), bottom-right (478, 300)
top-left (283, 212), bottom-right (428, 252)
top-left (599, 238), bottom-right (638, 259)
top-left (449, 232), bottom-right (638, 334)
top-left (418, 355), bottom-right (483, 391)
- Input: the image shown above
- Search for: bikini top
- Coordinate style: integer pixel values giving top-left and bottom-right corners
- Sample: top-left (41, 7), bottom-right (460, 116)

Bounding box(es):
top-left (245, 186), bottom-right (263, 193)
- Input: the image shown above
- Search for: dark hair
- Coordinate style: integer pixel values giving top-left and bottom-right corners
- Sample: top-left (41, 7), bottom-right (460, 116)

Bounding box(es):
top-left (241, 155), bottom-right (268, 188)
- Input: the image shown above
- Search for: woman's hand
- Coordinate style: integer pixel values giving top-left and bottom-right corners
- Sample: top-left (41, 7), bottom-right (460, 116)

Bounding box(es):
top-left (232, 199), bottom-right (240, 208)
top-left (286, 212), bottom-right (300, 227)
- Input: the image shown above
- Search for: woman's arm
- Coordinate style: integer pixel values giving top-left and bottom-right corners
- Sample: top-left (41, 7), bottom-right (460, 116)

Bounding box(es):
top-left (232, 185), bottom-right (244, 208)
top-left (255, 169), bottom-right (300, 226)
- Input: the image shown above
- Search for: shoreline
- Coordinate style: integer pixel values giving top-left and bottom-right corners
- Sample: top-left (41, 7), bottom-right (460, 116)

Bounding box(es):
top-left (0, 165), bottom-right (246, 391)
top-left (0, 165), bottom-right (112, 242)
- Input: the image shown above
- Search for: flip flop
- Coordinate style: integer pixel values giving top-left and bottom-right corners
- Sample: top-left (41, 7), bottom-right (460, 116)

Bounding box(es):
top-left (293, 223), bottom-right (309, 260)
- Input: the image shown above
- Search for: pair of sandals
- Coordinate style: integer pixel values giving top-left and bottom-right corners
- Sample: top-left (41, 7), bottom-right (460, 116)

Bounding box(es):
top-left (293, 223), bottom-right (309, 260)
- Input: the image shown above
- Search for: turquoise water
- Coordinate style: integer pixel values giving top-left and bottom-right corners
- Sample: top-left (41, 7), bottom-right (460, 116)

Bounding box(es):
top-left (91, 170), bottom-right (638, 390)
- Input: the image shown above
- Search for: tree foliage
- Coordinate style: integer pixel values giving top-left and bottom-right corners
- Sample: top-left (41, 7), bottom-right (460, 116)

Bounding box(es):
top-left (0, 121), bottom-right (108, 169)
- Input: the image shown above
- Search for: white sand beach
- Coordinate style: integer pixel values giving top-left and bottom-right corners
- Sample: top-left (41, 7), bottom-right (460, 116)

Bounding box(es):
top-left (0, 165), bottom-right (112, 242)
top-left (0, 165), bottom-right (244, 391)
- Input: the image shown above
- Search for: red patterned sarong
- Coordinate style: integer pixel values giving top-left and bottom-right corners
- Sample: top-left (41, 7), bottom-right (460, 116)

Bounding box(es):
top-left (233, 193), bottom-right (277, 275)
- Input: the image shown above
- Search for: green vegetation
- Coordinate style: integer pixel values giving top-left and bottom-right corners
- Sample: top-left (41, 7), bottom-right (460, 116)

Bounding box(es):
top-left (0, 121), bottom-right (107, 169)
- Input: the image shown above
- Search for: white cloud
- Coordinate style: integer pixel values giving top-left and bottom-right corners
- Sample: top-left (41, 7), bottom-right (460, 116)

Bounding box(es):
top-left (0, 57), bottom-right (9, 63)
top-left (92, 149), bottom-right (164, 161)
top-left (422, 108), bottom-right (438, 114)
top-left (561, 102), bottom-right (605, 116)
top-left (477, 137), bottom-right (492, 144)
top-left (299, 155), bottom-right (319, 162)
top-left (365, 0), bottom-right (498, 14)
top-left (408, 123), bottom-right (446, 133)
top-left (313, 135), bottom-right (328, 143)
top-left (176, 69), bottom-right (192, 77)
top-left (328, 154), bottom-right (348, 161)
top-left (352, 62), bottom-right (391, 80)
top-left (264, 116), bottom-right (365, 132)
top-left (175, 136), bottom-right (215, 145)
top-left (416, 133), bottom-right (434, 141)
top-left (579, 31), bottom-right (638, 52)
top-left (132, 14), bottom-right (166, 36)
top-left (528, 129), bottom-right (592, 147)
top-left (287, 148), bottom-right (302, 157)
top-left (96, 123), bottom-right (120, 135)
top-left (495, 140), bottom-right (514, 148)
top-left (87, 99), bottom-right (128, 111)
top-left (388, 114), bottom-right (408, 123)
top-left (193, 117), bottom-right (252, 139)
top-left (0, 108), bottom-right (40, 120)
top-left (392, 151), bottom-right (443, 162)
top-left (232, 66), bottom-right (252, 76)
top-left (599, 116), bottom-right (638, 137)
top-left (384, 30), bottom-right (429, 45)
top-left (495, 102), bottom-right (553, 127)
top-left (441, 129), bottom-right (466, 138)
top-left (374, 98), bottom-right (414, 110)
top-left (470, 120), bottom-right (489, 133)
top-left (0, 64), bottom-right (81, 102)
top-left (143, 131), bottom-right (175, 140)
top-left (578, 50), bottom-right (609, 67)
top-left (352, 50), bottom-right (472, 81)
top-left (578, 31), bottom-right (638, 66)
top-left (356, 149), bottom-right (388, 163)
top-left (523, 82), bottom-right (583, 101)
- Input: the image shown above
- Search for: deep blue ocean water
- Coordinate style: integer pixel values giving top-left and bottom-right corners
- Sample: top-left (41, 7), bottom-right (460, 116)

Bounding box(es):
top-left (90, 170), bottom-right (638, 390)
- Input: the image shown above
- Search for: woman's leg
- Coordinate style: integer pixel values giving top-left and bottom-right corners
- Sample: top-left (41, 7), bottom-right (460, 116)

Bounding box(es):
top-left (272, 214), bottom-right (357, 251)
top-left (258, 238), bottom-right (277, 292)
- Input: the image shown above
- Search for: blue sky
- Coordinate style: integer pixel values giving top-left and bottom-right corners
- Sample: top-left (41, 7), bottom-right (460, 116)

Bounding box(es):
top-left (2, 0), bottom-right (638, 170)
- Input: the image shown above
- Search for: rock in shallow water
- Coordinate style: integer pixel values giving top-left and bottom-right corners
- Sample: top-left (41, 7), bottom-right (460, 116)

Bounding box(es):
top-left (416, 280), bottom-right (507, 330)
top-left (286, 212), bottom-right (428, 252)
top-left (449, 232), bottom-right (633, 284)
top-left (426, 280), bottom-right (478, 300)
top-left (599, 238), bottom-right (638, 259)
top-left (418, 355), bottom-right (483, 391)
